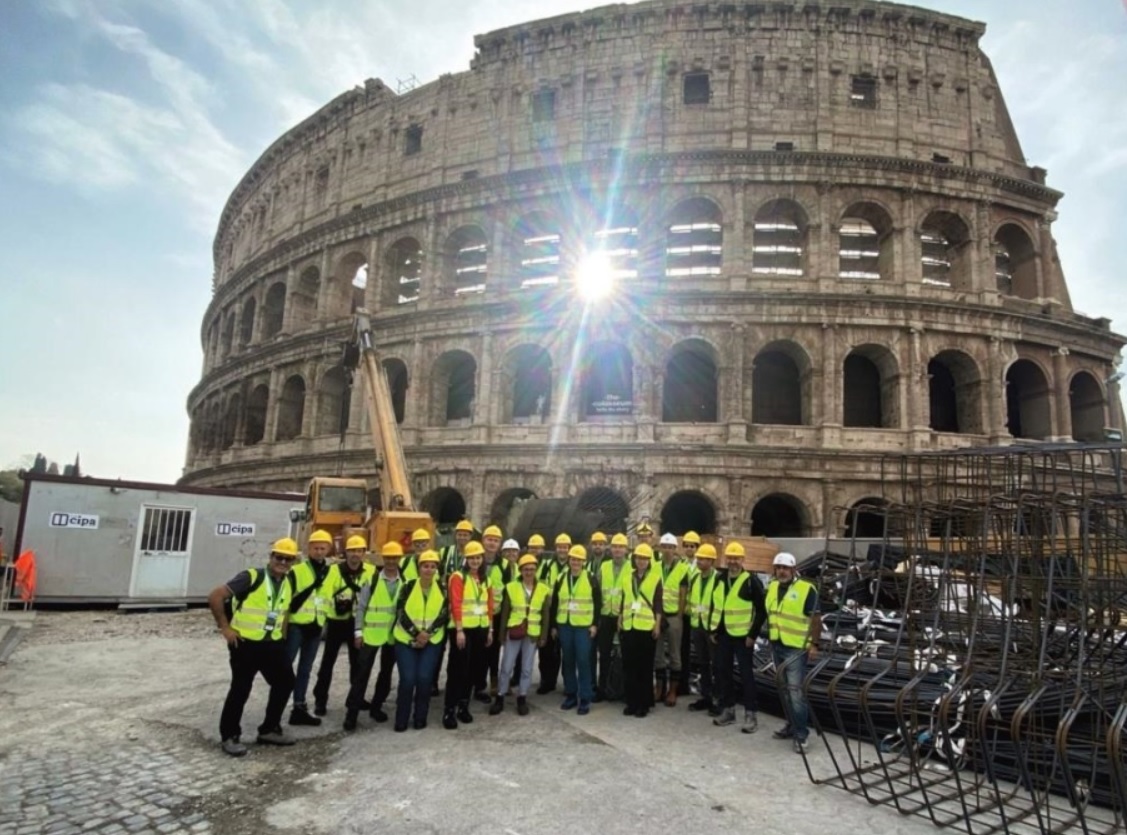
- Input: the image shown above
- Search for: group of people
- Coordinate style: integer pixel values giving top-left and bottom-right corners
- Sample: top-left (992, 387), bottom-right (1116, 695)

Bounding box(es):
top-left (207, 521), bottom-right (821, 758)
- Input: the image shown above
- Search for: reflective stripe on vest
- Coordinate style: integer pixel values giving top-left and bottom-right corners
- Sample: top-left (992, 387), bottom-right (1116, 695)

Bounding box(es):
top-left (767, 578), bottom-right (815, 648)
top-left (718, 572), bottom-right (753, 637)
top-left (659, 560), bottom-right (689, 615)
top-left (556, 572), bottom-right (595, 627)
top-left (459, 573), bottom-right (490, 629)
top-left (324, 563), bottom-right (374, 621)
top-left (230, 569), bottom-right (292, 642)
top-left (621, 569), bottom-right (661, 632)
top-left (290, 560), bottom-right (328, 626)
top-left (539, 560), bottom-right (564, 594)
top-left (689, 570), bottom-right (719, 629)
top-left (599, 560), bottom-right (630, 616)
top-left (393, 581), bottom-right (446, 645)
top-left (505, 580), bottom-right (549, 638)
top-left (361, 575), bottom-right (399, 647)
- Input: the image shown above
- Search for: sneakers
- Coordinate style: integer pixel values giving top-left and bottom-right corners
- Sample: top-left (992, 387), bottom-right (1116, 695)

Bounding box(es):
top-left (793, 737), bottom-right (809, 754)
top-left (289, 706), bottom-right (322, 727)
top-left (313, 701), bottom-right (327, 717)
top-left (688, 698), bottom-right (711, 712)
top-left (741, 711), bottom-right (759, 734)
top-left (442, 709), bottom-right (458, 730)
top-left (773, 725), bottom-right (795, 740)
top-left (456, 704), bottom-right (474, 724)
top-left (577, 701), bottom-right (590, 716)
top-left (489, 697), bottom-right (505, 716)
top-left (712, 707), bottom-right (736, 727)
top-left (343, 711), bottom-right (358, 732)
top-left (516, 696), bottom-right (529, 716)
top-left (560, 695), bottom-right (578, 710)
top-left (221, 737), bottom-right (247, 757)
top-left (256, 728), bottom-right (295, 746)
top-left (368, 707), bottom-right (388, 723)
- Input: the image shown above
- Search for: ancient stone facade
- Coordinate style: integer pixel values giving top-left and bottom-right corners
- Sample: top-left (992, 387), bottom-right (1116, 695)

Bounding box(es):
top-left (183, 0), bottom-right (1125, 538)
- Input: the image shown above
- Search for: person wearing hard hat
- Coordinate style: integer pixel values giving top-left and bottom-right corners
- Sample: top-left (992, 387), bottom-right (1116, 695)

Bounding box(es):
top-left (344, 541), bottom-right (405, 730)
top-left (711, 541), bottom-right (767, 734)
top-left (494, 538), bottom-right (523, 697)
top-left (681, 531), bottom-right (702, 566)
top-left (551, 544), bottom-right (601, 715)
top-left (392, 549), bottom-right (449, 731)
top-left (686, 543), bottom-right (722, 715)
top-left (442, 519), bottom-right (475, 576)
top-left (526, 533), bottom-right (545, 560)
top-left (311, 534), bottom-right (374, 717)
top-left (618, 543), bottom-right (663, 718)
top-left (479, 525), bottom-right (505, 699)
top-left (678, 531), bottom-right (702, 701)
top-left (402, 527), bottom-right (432, 583)
top-left (285, 529), bottom-right (333, 727)
top-left (588, 531), bottom-right (608, 568)
top-left (654, 533), bottom-right (690, 706)
top-left (207, 537), bottom-right (300, 757)
top-left (494, 554), bottom-right (551, 716)
top-left (442, 540), bottom-right (494, 729)
top-left (593, 532), bottom-right (631, 702)
top-left (535, 532), bottom-right (570, 694)
top-left (765, 552), bottom-right (820, 753)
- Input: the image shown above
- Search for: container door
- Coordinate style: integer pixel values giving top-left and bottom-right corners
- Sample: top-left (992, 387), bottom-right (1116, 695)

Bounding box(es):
top-left (129, 505), bottom-right (195, 597)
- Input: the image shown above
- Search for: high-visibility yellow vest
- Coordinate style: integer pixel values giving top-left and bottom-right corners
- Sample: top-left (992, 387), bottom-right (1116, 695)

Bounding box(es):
top-left (361, 573), bottom-right (400, 647)
top-left (659, 559), bottom-right (690, 615)
top-left (598, 559), bottom-right (630, 616)
top-left (289, 559), bottom-right (330, 626)
top-left (458, 572), bottom-right (490, 629)
top-left (715, 571), bottom-right (753, 637)
top-left (766, 578), bottom-right (816, 649)
top-left (505, 580), bottom-right (549, 638)
top-left (539, 559), bottom-right (564, 593)
top-left (556, 571), bottom-right (595, 627)
top-left (393, 580), bottom-right (447, 645)
top-left (488, 560), bottom-right (514, 597)
top-left (689, 569), bottom-right (720, 630)
top-left (322, 563), bottom-right (374, 621)
top-left (230, 569), bottom-right (292, 642)
top-left (402, 554), bottom-right (420, 583)
top-left (620, 569), bottom-right (661, 632)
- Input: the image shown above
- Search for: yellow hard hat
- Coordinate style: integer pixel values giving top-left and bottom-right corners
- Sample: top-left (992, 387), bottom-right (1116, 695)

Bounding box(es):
top-left (567, 544), bottom-right (588, 561)
top-left (636, 522), bottom-right (653, 535)
top-left (483, 525), bottom-right (503, 539)
top-left (610, 533), bottom-right (629, 547)
top-left (411, 528), bottom-right (431, 542)
top-left (724, 541), bottom-right (745, 558)
top-left (518, 554), bottom-right (538, 568)
top-left (696, 543), bottom-right (718, 559)
top-left (418, 549), bottom-right (440, 564)
top-left (308, 529), bottom-right (333, 545)
top-left (272, 537), bottom-right (299, 557)
top-left (455, 519), bottom-right (474, 532)
top-left (633, 543), bottom-right (654, 559)
top-left (463, 541), bottom-right (485, 557)
top-left (682, 531), bottom-right (701, 545)
top-left (345, 535), bottom-right (367, 551)
top-left (528, 534), bottom-right (546, 547)
top-left (555, 533), bottom-right (572, 546)
top-left (381, 541), bottom-right (404, 558)
top-left (590, 531), bottom-right (607, 543)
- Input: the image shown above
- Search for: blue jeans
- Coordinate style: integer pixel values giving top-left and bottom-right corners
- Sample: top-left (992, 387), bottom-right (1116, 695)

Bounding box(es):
top-left (772, 643), bottom-right (809, 741)
top-left (285, 622), bottom-right (322, 708)
top-left (558, 624), bottom-right (594, 704)
top-left (395, 641), bottom-right (441, 729)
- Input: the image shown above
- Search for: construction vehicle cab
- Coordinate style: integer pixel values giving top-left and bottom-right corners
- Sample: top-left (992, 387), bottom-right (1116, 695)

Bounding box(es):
top-left (294, 476), bottom-right (368, 552)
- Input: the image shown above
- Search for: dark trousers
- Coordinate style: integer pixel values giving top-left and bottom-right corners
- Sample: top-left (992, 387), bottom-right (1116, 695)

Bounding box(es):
top-left (538, 630), bottom-right (561, 690)
top-left (284, 621), bottom-right (322, 708)
top-left (691, 627), bottom-right (716, 702)
top-left (595, 615), bottom-right (618, 696)
top-left (620, 629), bottom-right (656, 712)
top-left (486, 613), bottom-right (503, 693)
top-left (395, 642), bottom-right (441, 728)
top-left (219, 638), bottom-right (294, 741)
top-left (312, 619), bottom-right (357, 708)
top-left (559, 624), bottom-right (595, 703)
top-left (433, 638), bottom-right (447, 691)
top-left (679, 615), bottom-right (693, 686)
top-left (346, 642), bottom-right (396, 712)
top-left (717, 632), bottom-right (758, 711)
top-left (445, 627), bottom-right (488, 709)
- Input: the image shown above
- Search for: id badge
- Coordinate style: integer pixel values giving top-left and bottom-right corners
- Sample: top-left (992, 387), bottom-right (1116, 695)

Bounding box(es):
top-left (567, 601), bottom-right (579, 613)
top-left (264, 611), bottom-right (279, 634)
top-left (473, 605), bottom-right (485, 616)
top-left (631, 601), bottom-right (642, 612)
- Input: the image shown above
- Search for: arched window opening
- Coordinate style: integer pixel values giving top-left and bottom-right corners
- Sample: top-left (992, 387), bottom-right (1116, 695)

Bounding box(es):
top-left (928, 360), bottom-right (959, 433)
top-left (665, 198), bottom-right (722, 277)
top-left (244, 385), bottom-right (269, 445)
top-left (206, 403), bottom-right (223, 452)
top-left (660, 491), bottom-right (717, 536)
top-left (592, 210), bottom-right (640, 280)
top-left (239, 298), bottom-right (256, 347)
top-left (490, 487), bottom-right (537, 530)
top-left (577, 487), bottom-right (630, 534)
top-left (383, 358), bottom-right (408, 425)
top-left (581, 342), bottom-right (634, 421)
top-left (752, 347), bottom-right (804, 425)
top-left (221, 314), bottom-right (235, 358)
top-left (662, 342), bottom-right (718, 422)
top-left (291, 266), bottom-right (320, 325)
top-left (839, 203), bottom-right (893, 280)
top-left (221, 396), bottom-right (241, 450)
top-left (431, 351), bottom-right (476, 426)
top-left (1070, 371), bottom-right (1106, 442)
top-left (275, 375), bottom-right (306, 441)
top-left (844, 498), bottom-right (889, 539)
top-left (753, 200), bottom-right (806, 276)
top-left (350, 263), bottom-right (368, 312)
top-left (421, 487), bottom-right (466, 525)
top-left (508, 345), bottom-right (552, 424)
top-left (927, 350), bottom-right (983, 434)
top-left (317, 365), bottom-right (351, 437)
top-left (385, 238), bottom-right (423, 306)
top-left (262, 282), bottom-right (286, 339)
top-left (1005, 359), bottom-right (1052, 440)
top-left (920, 211), bottom-right (970, 288)
top-left (843, 346), bottom-right (898, 428)
top-left (994, 224), bottom-right (1037, 299)
top-left (517, 213), bottom-right (562, 288)
top-left (750, 494), bottom-right (807, 537)
top-left (447, 226), bottom-right (488, 296)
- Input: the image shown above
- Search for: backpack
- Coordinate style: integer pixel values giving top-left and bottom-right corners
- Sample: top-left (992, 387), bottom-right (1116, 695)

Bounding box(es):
top-left (224, 569), bottom-right (296, 621)
top-left (603, 634), bottom-right (625, 702)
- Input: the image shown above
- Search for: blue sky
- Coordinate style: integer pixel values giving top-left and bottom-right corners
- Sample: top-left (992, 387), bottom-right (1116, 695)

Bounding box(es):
top-left (1, 0), bottom-right (1124, 482)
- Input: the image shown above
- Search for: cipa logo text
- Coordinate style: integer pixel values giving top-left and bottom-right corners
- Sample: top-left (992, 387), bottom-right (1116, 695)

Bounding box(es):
top-left (49, 512), bottom-right (100, 529)
top-left (216, 522), bottom-right (256, 536)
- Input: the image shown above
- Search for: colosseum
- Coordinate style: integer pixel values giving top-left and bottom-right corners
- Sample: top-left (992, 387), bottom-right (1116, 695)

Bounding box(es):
top-left (183, 0), bottom-right (1125, 539)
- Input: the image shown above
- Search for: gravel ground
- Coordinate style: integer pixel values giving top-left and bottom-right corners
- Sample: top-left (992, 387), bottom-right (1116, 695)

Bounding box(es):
top-left (22, 608), bottom-right (217, 647)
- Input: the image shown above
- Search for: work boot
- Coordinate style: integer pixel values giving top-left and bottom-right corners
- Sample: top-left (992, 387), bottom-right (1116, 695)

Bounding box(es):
top-left (712, 707), bottom-right (736, 727)
top-left (773, 724), bottom-right (795, 740)
top-left (741, 710), bottom-right (759, 734)
top-left (343, 710), bottom-right (358, 732)
top-left (368, 706), bottom-right (388, 723)
top-left (221, 737), bottom-right (247, 757)
top-left (289, 706), bottom-right (322, 727)
top-left (653, 671), bottom-right (666, 704)
top-left (664, 681), bottom-right (679, 707)
top-left (442, 708), bottom-right (458, 730)
top-left (489, 696), bottom-right (505, 716)
top-left (688, 698), bottom-right (711, 712)
top-left (256, 728), bottom-right (296, 746)
top-left (313, 700), bottom-right (327, 717)
top-left (456, 702), bottom-right (474, 724)
top-left (517, 696), bottom-right (529, 716)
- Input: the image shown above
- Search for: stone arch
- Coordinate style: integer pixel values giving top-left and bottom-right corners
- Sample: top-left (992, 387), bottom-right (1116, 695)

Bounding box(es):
top-left (291, 266), bottom-right (320, 326)
top-left (751, 340), bottom-right (811, 425)
top-left (262, 281), bottom-right (286, 339)
top-left (317, 365), bottom-right (351, 436)
top-left (842, 344), bottom-right (899, 428)
top-left (919, 209), bottom-right (972, 289)
top-left (750, 493), bottom-right (809, 537)
top-left (516, 211), bottom-right (562, 288)
top-left (383, 358), bottom-right (408, 424)
top-left (1069, 370), bottom-right (1106, 442)
top-left (581, 341), bottom-right (634, 421)
top-left (502, 343), bottom-right (552, 423)
top-left (329, 251), bottom-right (368, 317)
top-left (421, 486), bottom-right (466, 525)
top-left (993, 222), bottom-right (1038, 299)
top-left (1005, 358), bottom-right (1052, 440)
top-left (205, 400), bottom-right (223, 452)
top-left (662, 338), bottom-right (719, 422)
top-left (244, 384), bottom-right (269, 445)
top-left (275, 374), bottom-right (306, 441)
top-left (490, 487), bottom-right (537, 529)
top-left (221, 393), bottom-right (241, 450)
top-left (928, 349), bottom-right (984, 434)
top-left (238, 297), bottom-right (256, 347)
top-left (843, 496), bottom-right (889, 538)
top-left (839, 201), bottom-right (895, 280)
top-left (430, 350), bottom-right (476, 426)
top-left (445, 225), bottom-right (488, 296)
top-left (660, 490), bottom-right (718, 536)
top-left (221, 311), bottom-right (235, 358)
top-left (665, 197), bottom-right (723, 278)
top-left (384, 238), bottom-right (422, 306)
top-left (752, 198), bottom-right (810, 276)
top-left (577, 487), bottom-right (630, 534)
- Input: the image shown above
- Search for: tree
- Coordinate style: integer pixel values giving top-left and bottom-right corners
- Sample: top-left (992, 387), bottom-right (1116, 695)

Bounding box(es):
top-left (0, 470), bottom-right (24, 503)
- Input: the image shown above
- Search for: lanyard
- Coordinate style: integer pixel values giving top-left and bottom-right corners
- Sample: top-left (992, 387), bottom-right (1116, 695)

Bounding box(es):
top-left (264, 574), bottom-right (280, 611)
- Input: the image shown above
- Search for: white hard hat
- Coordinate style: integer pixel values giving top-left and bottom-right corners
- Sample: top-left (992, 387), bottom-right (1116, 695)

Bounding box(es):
top-left (659, 533), bottom-right (678, 546)
top-left (773, 552), bottom-right (797, 568)
top-left (502, 538), bottom-right (520, 551)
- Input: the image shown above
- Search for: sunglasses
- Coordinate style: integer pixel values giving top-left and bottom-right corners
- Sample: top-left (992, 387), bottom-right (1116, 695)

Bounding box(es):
top-left (272, 555), bottom-right (297, 564)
